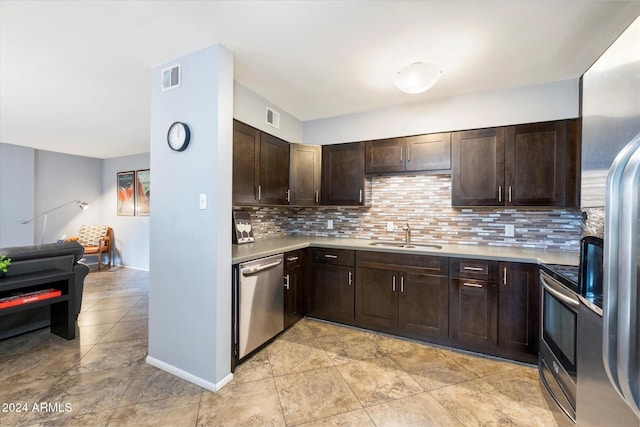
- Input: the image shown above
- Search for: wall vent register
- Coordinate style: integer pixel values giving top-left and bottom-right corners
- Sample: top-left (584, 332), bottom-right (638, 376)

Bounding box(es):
top-left (161, 63), bottom-right (181, 91)
top-left (266, 107), bottom-right (280, 129)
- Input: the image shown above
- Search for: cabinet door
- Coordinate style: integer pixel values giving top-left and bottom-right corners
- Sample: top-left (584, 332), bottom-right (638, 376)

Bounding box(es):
top-left (451, 128), bottom-right (506, 206)
top-left (398, 273), bottom-right (449, 340)
top-left (505, 121), bottom-right (567, 206)
top-left (308, 263), bottom-right (354, 324)
top-left (355, 267), bottom-right (398, 330)
top-left (322, 142), bottom-right (366, 205)
top-left (365, 138), bottom-right (405, 174)
top-left (232, 120), bottom-right (260, 204)
top-left (290, 143), bottom-right (321, 205)
top-left (284, 263), bottom-right (304, 329)
top-left (260, 133), bottom-right (290, 205)
top-left (405, 133), bottom-right (451, 172)
top-left (498, 262), bottom-right (539, 361)
top-left (449, 278), bottom-right (498, 351)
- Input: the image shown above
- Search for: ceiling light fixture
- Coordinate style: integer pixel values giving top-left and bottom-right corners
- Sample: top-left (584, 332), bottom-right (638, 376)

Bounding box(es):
top-left (393, 62), bottom-right (442, 94)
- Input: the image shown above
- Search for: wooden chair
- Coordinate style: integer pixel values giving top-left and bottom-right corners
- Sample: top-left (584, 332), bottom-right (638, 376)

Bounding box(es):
top-left (70, 225), bottom-right (113, 271)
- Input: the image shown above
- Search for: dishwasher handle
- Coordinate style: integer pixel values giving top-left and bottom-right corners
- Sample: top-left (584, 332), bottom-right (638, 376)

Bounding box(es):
top-left (241, 259), bottom-right (283, 276)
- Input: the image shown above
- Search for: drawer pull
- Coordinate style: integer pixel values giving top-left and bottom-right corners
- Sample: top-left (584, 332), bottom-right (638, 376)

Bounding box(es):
top-left (324, 254), bottom-right (338, 259)
top-left (463, 282), bottom-right (483, 288)
top-left (463, 266), bottom-right (485, 272)
top-left (287, 256), bottom-right (299, 262)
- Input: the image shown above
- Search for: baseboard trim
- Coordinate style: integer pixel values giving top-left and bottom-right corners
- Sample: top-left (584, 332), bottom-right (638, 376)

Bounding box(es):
top-left (145, 355), bottom-right (233, 392)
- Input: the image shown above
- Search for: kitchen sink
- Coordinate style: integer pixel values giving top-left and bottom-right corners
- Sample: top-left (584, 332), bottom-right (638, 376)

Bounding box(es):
top-left (368, 242), bottom-right (442, 250)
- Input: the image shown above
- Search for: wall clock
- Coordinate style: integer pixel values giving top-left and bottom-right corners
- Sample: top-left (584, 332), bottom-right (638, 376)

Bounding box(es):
top-left (167, 121), bottom-right (191, 152)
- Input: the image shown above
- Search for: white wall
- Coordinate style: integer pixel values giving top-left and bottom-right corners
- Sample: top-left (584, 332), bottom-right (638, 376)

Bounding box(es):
top-left (102, 153), bottom-right (150, 270)
top-left (303, 79), bottom-right (580, 144)
top-left (148, 44), bottom-right (234, 391)
top-left (34, 150), bottom-right (103, 244)
top-left (234, 82), bottom-right (304, 142)
top-left (0, 143), bottom-right (34, 247)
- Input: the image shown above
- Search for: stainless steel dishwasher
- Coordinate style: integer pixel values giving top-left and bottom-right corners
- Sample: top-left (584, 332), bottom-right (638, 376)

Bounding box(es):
top-left (235, 254), bottom-right (284, 360)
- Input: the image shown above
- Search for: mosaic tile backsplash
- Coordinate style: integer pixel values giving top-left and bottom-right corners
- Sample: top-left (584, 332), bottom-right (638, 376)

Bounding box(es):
top-left (234, 174), bottom-right (583, 252)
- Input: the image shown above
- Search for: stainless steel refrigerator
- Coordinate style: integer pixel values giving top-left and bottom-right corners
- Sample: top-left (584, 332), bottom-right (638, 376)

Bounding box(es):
top-left (576, 14), bottom-right (640, 427)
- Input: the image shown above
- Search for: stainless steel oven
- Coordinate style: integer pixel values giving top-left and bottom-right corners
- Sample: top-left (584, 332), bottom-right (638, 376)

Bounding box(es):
top-left (539, 265), bottom-right (580, 424)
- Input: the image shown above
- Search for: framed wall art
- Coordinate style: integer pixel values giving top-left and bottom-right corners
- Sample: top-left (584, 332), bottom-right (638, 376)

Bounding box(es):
top-left (117, 171), bottom-right (135, 216)
top-left (232, 210), bottom-right (254, 244)
top-left (135, 169), bottom-right (150, 216)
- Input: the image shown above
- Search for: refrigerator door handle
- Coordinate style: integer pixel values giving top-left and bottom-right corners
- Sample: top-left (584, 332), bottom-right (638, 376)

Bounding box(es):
top-left (604, 132), bottom-right (640, 418)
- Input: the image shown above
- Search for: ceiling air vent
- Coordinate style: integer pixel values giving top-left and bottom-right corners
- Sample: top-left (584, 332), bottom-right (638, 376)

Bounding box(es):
top-left (161, 64), bottom-right (181, 91)
top-left (266, 107), bottom-right (280, 129)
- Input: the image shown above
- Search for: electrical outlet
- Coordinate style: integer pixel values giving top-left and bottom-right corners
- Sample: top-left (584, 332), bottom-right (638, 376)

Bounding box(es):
top-left (199, 193), bottom-right (207, 210)
top-left (386, 221), bottom-right (395, 232)
top-left (505, 224), bottom-right (515, 237)
top-left (327, 219), bottom-right (334, 229)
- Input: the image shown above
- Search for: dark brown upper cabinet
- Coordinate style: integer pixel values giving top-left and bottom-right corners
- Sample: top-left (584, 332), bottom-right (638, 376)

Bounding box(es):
top-left (322, 142), bottom-right (367, 206)
top-left (365, 133), bottom-right (451, 174)
top-left (451, 127), bottom-right (506, 206)
top-left (233, 120), bottom-right (260, 205)
top-left (289, 143), bottom-right (321, 205)
top-left (232, 120), bottom-right (289, 205)
top-left (452, 120), bottom-right (577, 207)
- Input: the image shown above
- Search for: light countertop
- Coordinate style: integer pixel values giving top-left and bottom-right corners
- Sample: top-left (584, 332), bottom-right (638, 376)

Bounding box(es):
top-left (232, 236), bottom-right (579, 266)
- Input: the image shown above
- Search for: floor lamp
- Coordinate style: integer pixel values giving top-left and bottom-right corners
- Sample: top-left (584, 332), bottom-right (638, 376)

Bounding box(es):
top-left (20, 200), bottom-right (89, 245)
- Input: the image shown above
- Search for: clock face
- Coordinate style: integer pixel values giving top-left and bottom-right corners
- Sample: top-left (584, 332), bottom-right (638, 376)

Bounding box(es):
top-left (167, 122), bottom-right (190, 151)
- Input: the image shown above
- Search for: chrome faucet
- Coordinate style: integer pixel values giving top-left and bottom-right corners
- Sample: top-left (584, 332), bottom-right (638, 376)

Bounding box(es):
top-left (402, 223), bottom-right (411, 244)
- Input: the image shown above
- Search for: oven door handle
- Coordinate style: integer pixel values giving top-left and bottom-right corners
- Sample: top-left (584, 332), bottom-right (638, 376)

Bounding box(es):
top-left (541, 274), bottom-right (579, 311)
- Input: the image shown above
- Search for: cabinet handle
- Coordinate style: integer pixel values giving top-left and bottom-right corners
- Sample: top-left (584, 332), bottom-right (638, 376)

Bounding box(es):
top-left (287, 256), bottom-right (299, 262)
top-left (503, 267), bottom-right (507, 285)
top-left (508, 186), bottom-right (512, 203)
top-left (463, 266), bottom-right (484, 272)
top-left (407, 146), bottom-right (411, 162)
top-left (498, 186), bottom-right (502, 202)
top-left (392, 275), bottom-right (396, 292)
top-left (324, 254), bottom-right (338, 259)
top-left (284, 274), bottom-right (290, 290)
top-left (400, 147), bottom-right (403, 162)
top-left (463, 282), bottom-right (483, 288)
top-left (286, 189), bottom-right (291, 203)
top-left (257, 185), bottom-right (262, 201)
top-left (400, 276), bottom-right (404, 293)
top-left (359, 189), bottom-right (363, 203)
top-left (348, 271), bottom-right (353, 286)
top-left (315, 190), bottom-right (319, 204)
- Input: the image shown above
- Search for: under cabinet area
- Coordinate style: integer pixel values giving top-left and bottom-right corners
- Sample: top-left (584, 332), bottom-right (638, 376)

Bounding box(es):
top-left (307, 248), bottom-right (355, 324)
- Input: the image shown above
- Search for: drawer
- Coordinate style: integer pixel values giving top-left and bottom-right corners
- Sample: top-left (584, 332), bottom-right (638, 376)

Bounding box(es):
top-left (356, 251), bottom-right (448, 276)
top-left (284, 249), bottom-right (304, 269)
top-left (450, 258), bottom-right (498, 280)
top-left (311, 248), bottom-right (354, 266)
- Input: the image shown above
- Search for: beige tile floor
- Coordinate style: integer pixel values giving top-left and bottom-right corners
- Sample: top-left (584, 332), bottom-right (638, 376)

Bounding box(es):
top-left (1, 266), bottom-right (559, 426)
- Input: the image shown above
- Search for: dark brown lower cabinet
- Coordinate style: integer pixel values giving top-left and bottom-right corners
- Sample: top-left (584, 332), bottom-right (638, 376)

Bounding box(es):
top-left (307, 249), bottom-right (355, 324)
top-left (498, 262), bottom-right (539, 362)
top-left (355, 267), bottom-right (449, 342)
top-left (398, 272), bottom-right (449, 340)
top-left (449, 278), bottom-right (498, 352)
top-left (284, 250), bottom-right (305, 329)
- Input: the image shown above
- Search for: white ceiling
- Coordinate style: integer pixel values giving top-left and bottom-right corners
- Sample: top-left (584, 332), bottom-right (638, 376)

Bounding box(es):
top-left (1, 1), bottom-right (639, 159)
